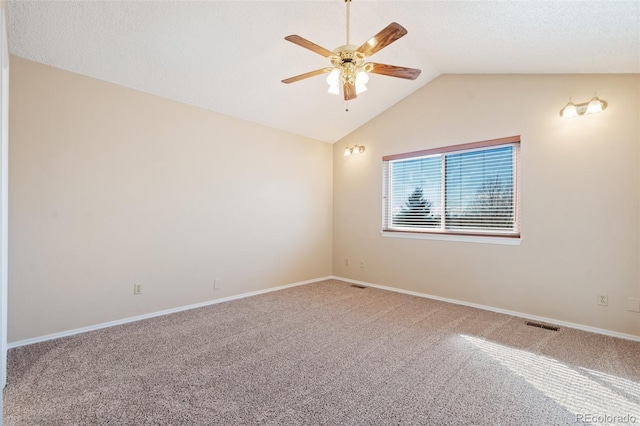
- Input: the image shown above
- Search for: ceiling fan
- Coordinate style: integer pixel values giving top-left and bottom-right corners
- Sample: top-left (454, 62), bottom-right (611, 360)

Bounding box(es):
top-left (281, 0), bottom-right (421, 103)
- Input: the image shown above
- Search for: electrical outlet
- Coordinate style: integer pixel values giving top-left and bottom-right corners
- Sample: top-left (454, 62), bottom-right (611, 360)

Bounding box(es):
top-left (345, 258), bottom-right (349, 266)
top-left (597, 293), bottom-right (608, 306)
top-left (134, 283), bottom-right (142, 295)
top-left (214, 279), bottom-right (221, 291)
top-left (627, 297), bottom-right (640, 313)
top-left (360, 259), bottom-right (365, 268)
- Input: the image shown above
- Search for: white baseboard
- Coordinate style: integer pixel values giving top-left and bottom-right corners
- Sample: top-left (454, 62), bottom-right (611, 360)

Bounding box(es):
top-left (8, 276), bottom-right (332, 349)
top-left (10, 275), bottom-right (639, 349)
top-left (331, 275), bottom-right (640, 343)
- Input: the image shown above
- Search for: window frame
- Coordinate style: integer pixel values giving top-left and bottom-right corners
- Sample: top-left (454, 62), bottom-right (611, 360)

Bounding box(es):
top-left (382, 136), bottom-right (521, 242)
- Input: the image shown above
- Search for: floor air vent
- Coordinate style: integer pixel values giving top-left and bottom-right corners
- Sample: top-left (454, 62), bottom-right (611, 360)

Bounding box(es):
top-left (526, 321), bottom-right (559, 331)
top-left (350, 284), bottom-right (367, 289)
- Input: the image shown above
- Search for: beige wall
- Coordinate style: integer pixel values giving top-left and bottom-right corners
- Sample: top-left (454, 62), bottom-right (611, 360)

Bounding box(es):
top-left (8, 56), bottom-right (640, 342)
top-left (333, 74), bottom-right (640, 337)
top-left (9, 56), bottom-right (333, 343)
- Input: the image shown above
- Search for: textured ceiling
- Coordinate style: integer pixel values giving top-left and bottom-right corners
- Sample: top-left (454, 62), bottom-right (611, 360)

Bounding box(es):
top-left (8, 1), bottom-right (640, 143)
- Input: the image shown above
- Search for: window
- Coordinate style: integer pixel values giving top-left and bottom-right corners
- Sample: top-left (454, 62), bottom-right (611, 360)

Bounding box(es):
top-left (382, 136), bottom-right (520, 240)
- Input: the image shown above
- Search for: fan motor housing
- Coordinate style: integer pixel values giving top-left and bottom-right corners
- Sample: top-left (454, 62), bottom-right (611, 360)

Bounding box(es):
top-left (332, 45), bottom-right (366, 67)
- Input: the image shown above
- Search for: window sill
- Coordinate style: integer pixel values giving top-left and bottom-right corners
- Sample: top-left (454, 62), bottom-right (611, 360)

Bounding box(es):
top-left (380, 230), bottom-right (522, 245)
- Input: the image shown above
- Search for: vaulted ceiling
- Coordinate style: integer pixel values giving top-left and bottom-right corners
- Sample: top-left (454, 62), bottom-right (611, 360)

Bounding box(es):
top-left (8, 1), bottom-right (640, 143)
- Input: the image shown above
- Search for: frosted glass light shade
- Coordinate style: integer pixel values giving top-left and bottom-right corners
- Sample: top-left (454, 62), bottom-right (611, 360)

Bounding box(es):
top-left (353, 70), bottom-right (369, 95)
top-left (326, 69), bottom-right (340, 86)
top-left (356, 71), bottom-right (369, 85)
top-left (561, 102), bottom-right (579, 119)
top-left (585, 97), bottom-right (603, 114)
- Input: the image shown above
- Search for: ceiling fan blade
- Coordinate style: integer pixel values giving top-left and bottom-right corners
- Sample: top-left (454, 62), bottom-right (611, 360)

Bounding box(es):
top-left (343, 82), bottom-right (357, 101)
top-left (282, 68), bottom-right (333, 84)
top-left (284, 35), bottom-right (335, 58)
top-left (367, 63), bottom-right (421, 80)
top-left (356, 22), bottom-right (408, 57)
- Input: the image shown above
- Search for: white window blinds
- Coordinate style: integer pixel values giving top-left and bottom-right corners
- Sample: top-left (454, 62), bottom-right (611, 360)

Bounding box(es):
top-left (383, 136), bottom-right (520, 238)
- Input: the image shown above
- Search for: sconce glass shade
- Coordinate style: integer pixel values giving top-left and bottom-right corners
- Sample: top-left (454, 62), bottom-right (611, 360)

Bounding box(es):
top-left (585, 96), bottom-right (603, 114)
top-left (560, 101), bottom-right (579, 119)
top-left (344, 146), bottom-right (351, 156)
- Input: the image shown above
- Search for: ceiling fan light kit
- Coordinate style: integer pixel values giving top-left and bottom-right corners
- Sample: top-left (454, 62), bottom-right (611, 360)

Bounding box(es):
top-left (281, 0), bottom-right (421, 106)
top-left (326, 48), bottom-right (371, 96)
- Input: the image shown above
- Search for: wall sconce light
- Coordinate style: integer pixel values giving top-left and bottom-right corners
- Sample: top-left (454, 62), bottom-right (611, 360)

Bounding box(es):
top-left (560, 95), bottom-right (608, 119)
top-left (344, 144), bottom-right (365, 157)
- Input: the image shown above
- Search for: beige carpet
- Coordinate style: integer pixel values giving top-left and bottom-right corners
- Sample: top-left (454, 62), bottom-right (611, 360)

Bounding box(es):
top-left (4, 279), bottom-right (640, 425)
